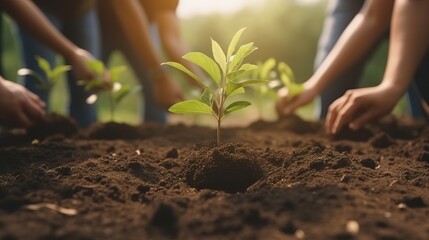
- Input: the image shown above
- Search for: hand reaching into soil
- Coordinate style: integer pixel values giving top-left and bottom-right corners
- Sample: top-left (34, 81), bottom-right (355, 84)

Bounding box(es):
top-left (325, 84), bottom-right (402, 135)
top-left (276, 81), bottom-right (319, 116)
top-left (68, 48), bottom-right (112, 90)
top-left (0, 77), bottom-right (45, 128)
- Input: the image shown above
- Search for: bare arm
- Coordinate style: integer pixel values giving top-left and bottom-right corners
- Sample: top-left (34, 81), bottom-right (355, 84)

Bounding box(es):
top-left (381, 0), bottom-right (429, 95)
top-left (1, 0), bottom-right (96, 81)
top-left (104, 0), bottom-right (183, 108)
top-left (155, 11), bottom-right (205, 88)
top-left (309, 0), bottom-right (392, 91)
top-left (325, 0), bottom-right (429, 134)
top-left (277, 0), bottom-right (393, 115)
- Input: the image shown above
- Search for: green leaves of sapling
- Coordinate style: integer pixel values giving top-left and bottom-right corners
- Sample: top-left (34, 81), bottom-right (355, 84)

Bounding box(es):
top-left (169, 100), bottom-right (213, 115)
top-left (278, 61), bottom-right (304, 100)
top-left (83, 59), bottom-right (141, 121)
top-left (162, 28), bottom-right (268, 145)
top-left (17, 56), bottom-right (71, 92)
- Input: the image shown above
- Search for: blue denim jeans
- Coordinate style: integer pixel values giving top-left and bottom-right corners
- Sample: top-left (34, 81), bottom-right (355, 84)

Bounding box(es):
top-left (19, 7), bottom-right (100, 128)
top-left (314, 0), bottom-right (427, 119)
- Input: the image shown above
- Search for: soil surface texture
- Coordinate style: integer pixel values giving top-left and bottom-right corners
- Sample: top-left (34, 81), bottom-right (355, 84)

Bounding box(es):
top-left (0, 114), bottom-right (428, 240)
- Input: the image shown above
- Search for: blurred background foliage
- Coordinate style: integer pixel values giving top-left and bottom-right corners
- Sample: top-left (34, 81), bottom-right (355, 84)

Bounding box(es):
top-left (2, 0), bottom-right (405, 127)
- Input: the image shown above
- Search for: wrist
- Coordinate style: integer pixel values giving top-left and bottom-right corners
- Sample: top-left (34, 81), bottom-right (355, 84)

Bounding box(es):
top-left (304, 76), bottom-right (323, 95)
top-left (378, 80), bottom-right (407, 99)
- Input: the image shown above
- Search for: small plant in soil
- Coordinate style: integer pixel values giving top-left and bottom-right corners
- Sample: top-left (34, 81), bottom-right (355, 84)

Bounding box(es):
top-left (82, 59), bottom-right (141, 121)
top-left (162, 28), bottom-right (268, 145)
top-left (17, 56), bottom-right (71, 110)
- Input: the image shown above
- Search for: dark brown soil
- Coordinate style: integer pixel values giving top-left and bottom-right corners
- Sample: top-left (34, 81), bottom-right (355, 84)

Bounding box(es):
top-left (0, 115), bottom-right (428, 239)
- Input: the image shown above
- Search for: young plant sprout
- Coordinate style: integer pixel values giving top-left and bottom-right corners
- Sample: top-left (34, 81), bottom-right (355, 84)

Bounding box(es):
top-left (277, 61), bottom-right (304, 100)
top-left (83, 59), bottom-right (141, 121)
top-left (250, 58), bottom-right (281, 119)
top-left (162, 28), bottom-right (268, 145)
top-left (17, 56), bottom-right (71, 93)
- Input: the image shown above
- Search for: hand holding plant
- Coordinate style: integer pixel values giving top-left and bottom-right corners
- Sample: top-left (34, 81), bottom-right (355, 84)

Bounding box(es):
top-left (275, 62), bottom-right (315, 116)
top-left (162, 28), bottom-right (268, 145)
top-left (83, 59), bottom-right (141, 121)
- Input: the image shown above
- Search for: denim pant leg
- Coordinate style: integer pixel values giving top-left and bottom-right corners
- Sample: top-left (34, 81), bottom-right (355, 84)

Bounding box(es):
top-left (314, 0), bottom-right (364, 118)
top-left (413, 51), bottom-right (429, 107)
top-left (142, 25), bottom-right (167, 124)
top-left (19, 12), bottom-right (60, 105)
top-left (63, 10), bottom-right (100, 128)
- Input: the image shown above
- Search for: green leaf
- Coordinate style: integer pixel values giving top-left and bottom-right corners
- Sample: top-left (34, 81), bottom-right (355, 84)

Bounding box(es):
top-left (110, 66), bottom-right (126, 82)
top-left (35, 56), bottom-right (51, 77)
top-left (50, 65), bottom-right (71, 84)
top-left (224, 101), bottom-right (251, 114)
top-left (183, 52), bottom-right (221, 85)
top-left (227, 79), bottom-right (269, 95)
top-left (240, 63), bottom-right (258, 71)
top-left (229, 87), bottom-right (245, 96)
top-left (260, 58), bottom-right (276, 79)
top-left (228, 42), bottom-right (257, 72)
top-left (114, 84), bottom-right (131, 104)
top-left (85, 59), bottom-right (105, 75)
top-left (278, 62), bottom-right (295, 85)
top-left (227, 27), bottom-right (246, 59)
top-left (226, 69), bottom-right (246, 82)
top-left (211, 38), bottom-right (226, 74)
top-left (226, 63), bottom-right (257, 82)
top-left (161, 62), bottom-right (208, 89)
top-left (83, 78), bottom-right (103, 91)
top-left (169, 100), bottom-right (213, 115)
top-left (278, 62), bottom-right (303, 99)
top-left (286, 84), bottom-right (304, 99)
top-left (200, 88), bottom-right (212, 106)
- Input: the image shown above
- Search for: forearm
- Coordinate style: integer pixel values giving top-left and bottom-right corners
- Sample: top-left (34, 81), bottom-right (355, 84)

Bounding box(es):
top-left (308, 0), bottom-right (392, 92)
top-left (106, 0), bottom-right (163, 72)
top-left (380, 0), bottom-right (429, 97)
top-left (157, 12), bottom-right (205, 83)
top-left (2, 0), bottom-right (78, 60)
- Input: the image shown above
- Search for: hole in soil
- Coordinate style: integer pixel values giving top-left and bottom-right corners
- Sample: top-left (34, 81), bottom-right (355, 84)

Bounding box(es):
top-left (185, 143), bottom-right (263, 194)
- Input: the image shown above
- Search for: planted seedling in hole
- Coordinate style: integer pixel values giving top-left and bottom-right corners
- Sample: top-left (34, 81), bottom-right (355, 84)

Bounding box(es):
top-left (82, 59), bottom-right (141, 121)
top-left (17, 56), bottom-right (71, 111)
top-left (162, 28), bottom-right (268, 145)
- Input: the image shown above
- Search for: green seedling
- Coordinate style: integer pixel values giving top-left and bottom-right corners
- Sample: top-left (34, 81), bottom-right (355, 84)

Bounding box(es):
top-left (17, 56), bottom-right (71, 93)
top-left (277, 61), bottom-right (304, 100)
top-left (250, 58), bottom-right (282, 119)
top-left (82, 59), bottom-right (141, 121)
top-left (162, 28), bottom-right (268, 145)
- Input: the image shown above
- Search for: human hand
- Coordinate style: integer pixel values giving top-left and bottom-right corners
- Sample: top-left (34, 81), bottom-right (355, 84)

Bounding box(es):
top-left (68, 48), bottom-right (112, 90)
top-left (325, 84), bottom-right (402, 135)
top-left (0, 78), bottom-right (45, 128)
top-left (276, 81), bottom-right (318, 116)
top-left (153, 71), bottom-right (184, 109)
